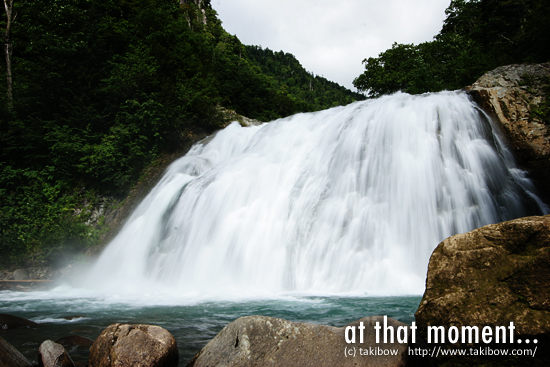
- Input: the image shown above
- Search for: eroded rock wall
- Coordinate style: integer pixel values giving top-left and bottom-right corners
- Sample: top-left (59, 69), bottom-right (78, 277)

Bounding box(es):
top-left (466, 63), bottom-right (550, 203)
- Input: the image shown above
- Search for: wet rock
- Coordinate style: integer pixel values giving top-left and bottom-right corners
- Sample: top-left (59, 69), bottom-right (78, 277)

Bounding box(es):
top-left (60, 315), bottom-right (86, 321)
top-left (55, 335), bottom-right (94, 348)
top-left (27, 267), bottom-right (57, 280)
top-left (188, 315), bottom-right (421, 367)
top-left (466, 63), bottom-right (550, 203)
top-left (415, 215), bottom-right (550, 365)
top-left (0, 336), bottom-right (33, 367)
top-left (12, 269), bottom-right (29, 280)
top-left (89, 324), bottom-right (178, 367)
top-left (0, 314), bottom-right (38, 330)
top-left (38, 340), bottom-right (75, 367)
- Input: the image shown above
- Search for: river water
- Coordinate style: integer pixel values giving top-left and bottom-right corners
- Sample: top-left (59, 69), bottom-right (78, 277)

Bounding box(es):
top-left (0, 289), bottom-right (420, 365)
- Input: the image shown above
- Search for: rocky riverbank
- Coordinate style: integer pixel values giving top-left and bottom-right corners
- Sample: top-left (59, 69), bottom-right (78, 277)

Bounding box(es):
top-left (1, 314), bottom-right (424, 367)
top-left (0, 317), bottom-right (178, 367)
top-left (0, 266), bottom-right (74, 291)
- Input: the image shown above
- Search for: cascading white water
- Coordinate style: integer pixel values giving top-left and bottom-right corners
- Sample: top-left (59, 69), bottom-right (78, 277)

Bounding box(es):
top-left (86, 91), bottom-right (548, 296)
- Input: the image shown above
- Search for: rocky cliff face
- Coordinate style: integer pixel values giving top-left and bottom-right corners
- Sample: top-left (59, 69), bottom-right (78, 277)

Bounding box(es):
top-left (466, 63), bottom-right (550, 203)
top-left (180, 0), bottom-right (210, 25)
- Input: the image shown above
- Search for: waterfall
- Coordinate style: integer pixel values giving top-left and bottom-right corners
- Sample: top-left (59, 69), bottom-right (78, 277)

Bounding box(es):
top-left (87, 91), bottom-right (548, 296)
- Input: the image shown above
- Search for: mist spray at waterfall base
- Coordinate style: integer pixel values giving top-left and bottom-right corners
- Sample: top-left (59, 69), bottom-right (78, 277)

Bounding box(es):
top-left (1, 91), bottom-right (547, 365)
top-left (85, 91), bottom-right (547, 298)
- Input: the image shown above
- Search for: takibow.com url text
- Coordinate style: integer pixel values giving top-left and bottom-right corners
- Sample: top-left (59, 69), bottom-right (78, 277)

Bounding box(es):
top-left (409, 346), bottom-right (537, 358)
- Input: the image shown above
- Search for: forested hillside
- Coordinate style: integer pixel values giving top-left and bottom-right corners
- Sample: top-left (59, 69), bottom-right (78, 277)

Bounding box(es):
top-left (245, 46), bottom-right (364, 110)
top-left (0, 0), bottom-right (361, 264)
top-left (354, 0), bottom-right (550, 97)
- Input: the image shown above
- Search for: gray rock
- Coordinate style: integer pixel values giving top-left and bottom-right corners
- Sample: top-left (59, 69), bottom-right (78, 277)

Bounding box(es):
top-left (38, 340), bottom-right (75, 367)
top-left (27, 267), bottom-right (57, 280)
top-left (468, 63), bottom-right (550, 90)
top-left (0, 336), bottom-right (33, 367)
top-left (12, 269), bottom-right (29, 280)
top-left (0, 313), bottom-right (38, 329)
top-left (188, 315), bottom-right (421, 367)
top-left (89, 324), bottom-right (178, 367)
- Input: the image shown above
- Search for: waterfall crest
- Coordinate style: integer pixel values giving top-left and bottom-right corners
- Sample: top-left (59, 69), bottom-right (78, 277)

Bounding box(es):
top-left (87, 91), bottom-right (548, 296)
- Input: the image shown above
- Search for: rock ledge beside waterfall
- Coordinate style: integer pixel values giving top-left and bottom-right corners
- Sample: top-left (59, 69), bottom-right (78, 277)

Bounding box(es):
top-left (466, 63), bottom-right (550, 202)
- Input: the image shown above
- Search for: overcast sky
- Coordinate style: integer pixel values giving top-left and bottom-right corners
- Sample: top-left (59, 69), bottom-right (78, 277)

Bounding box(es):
top-left (212, 0), bottom-right (451, 91)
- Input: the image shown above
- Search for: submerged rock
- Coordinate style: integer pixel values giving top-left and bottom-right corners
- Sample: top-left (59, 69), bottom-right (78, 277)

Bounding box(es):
top-left (0, 336), bottom-right (33, 367)
top-left (0, 313), bottom-right (38, 330)
top-left (416, 215), bottom-right (550, 365)
top-left (55, 335), bottom-right (94, 348)
top-left (38, 340), bottom-right (75, 367)
top-left (188, 315), bottom-right (423, 367)
top-left (466, 63), bottom-right (550, 203)
top-left (89, 324), bottom-right (178, 367)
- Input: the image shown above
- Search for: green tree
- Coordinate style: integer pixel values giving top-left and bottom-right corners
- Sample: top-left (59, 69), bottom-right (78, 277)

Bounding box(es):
top-left (353, 0), bottom-right (550, 97)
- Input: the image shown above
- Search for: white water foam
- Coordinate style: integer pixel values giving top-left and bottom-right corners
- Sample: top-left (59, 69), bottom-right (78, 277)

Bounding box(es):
top-left (83, 91), bottom-right (548, 297)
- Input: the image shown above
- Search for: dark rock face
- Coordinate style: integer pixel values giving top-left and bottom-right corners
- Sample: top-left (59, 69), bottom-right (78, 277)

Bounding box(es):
top-left (466, 63), bottom-right (550, 203)
top-left (38, 340), bottom-right (75, 367)
top-left (188, 315), bottom-right (421, 367)
top-left (89, 324), bottom-right (178, 367)
top-left (0, 336), bottom-right (33, 367)
top-left (415, 215), bottom-right (550, 365)
top-left (0, 314), bottom-right (38, 330)
top-left (55, 335), bottom-right (94, 348)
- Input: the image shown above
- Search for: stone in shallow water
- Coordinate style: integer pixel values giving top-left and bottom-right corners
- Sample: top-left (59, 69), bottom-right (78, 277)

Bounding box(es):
top-left (187, 315), bottom-right (423, 367)
top-left (89, 324), bottom-right (178, 367)
top-left (38, 340), bottom-right (75, 367)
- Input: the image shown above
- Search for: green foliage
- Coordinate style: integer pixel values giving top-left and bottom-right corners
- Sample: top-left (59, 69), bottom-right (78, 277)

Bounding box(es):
top-left (0, 0), bottom-right (360, 262)
top-left (354, 0), bottom-right (550, 97)
top-left (245, 46), bottom-right (365, 113)
top-left (0, 165), bottom-right (100, 264)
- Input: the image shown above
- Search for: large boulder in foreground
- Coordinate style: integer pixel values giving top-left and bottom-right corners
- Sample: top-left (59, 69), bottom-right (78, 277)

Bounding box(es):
top-left (0, 336), bottom-right (33, 367)
top-left (188, 315), bottom-right (423, 367)
top-left (415, 215), bottom-right (550, 365)
top-left (89, 324), bottom-right (178, 367)
top-left (466, 63), bottom-right (550, 202)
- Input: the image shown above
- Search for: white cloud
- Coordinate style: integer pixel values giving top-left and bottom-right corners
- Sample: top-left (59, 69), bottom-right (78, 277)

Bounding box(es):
top-left (212, 0), bottom-right (450, 91)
